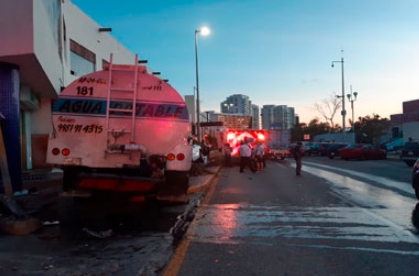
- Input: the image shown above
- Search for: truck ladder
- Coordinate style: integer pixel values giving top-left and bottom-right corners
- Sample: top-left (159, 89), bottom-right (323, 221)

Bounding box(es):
top-left (105, 53), bottom-right (140, 154)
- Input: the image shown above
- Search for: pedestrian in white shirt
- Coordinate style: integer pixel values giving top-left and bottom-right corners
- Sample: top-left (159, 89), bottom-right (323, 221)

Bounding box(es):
top-left (253, 140), bottom-right (264, 171)
top-left (239, 138), bottom-right (256, 173)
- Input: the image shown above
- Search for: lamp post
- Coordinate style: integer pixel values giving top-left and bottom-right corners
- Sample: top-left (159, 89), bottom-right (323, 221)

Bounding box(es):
top-left (195, 26), bottom-right (210, 142)
top-left (332, 52), bottom-right (346, 142)
top-left (347, 85), bottom-right (358, 143)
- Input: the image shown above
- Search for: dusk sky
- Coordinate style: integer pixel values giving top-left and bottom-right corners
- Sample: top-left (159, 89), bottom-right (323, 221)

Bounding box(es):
top-left (72, 0), bottom-right (419, 125)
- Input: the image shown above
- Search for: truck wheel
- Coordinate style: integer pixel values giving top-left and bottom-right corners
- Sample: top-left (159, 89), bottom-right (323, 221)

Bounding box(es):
top-left (63, 166), bottom-right (79, 191)
top-left (157, 171), bottom-right (189, 204)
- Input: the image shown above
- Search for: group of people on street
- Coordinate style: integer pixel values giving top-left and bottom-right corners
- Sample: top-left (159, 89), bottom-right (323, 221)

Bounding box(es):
top-left (224, 138), bottom-right (304, 176)
top-left (237, 137), bottom-right (266, 173)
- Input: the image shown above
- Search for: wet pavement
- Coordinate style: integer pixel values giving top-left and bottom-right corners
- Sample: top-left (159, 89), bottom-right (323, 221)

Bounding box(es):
top-left (165, 158), bottom-right (419, 276)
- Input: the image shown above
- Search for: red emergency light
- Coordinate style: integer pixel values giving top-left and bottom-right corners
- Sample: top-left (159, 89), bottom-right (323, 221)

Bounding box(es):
top-left (227, 132), bottom-right (236, 141)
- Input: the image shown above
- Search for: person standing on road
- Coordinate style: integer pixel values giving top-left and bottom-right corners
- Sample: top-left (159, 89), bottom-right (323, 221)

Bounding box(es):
top-left (223, 143), bottom-right (232, 167)
top-left (239, 138), bottom-right (256, 173)
top-left (260, 140), bottom-right (267, 169)
top-left (201, 135), bottom-right (211, 165)
top-left (292, 141), bottom-right (304, 176)
top-left (253, 140), bottom-right (264, 171)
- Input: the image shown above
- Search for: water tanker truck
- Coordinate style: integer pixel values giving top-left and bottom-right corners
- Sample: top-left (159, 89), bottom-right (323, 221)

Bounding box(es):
top-left (46, 54), bottom-right (192, 204)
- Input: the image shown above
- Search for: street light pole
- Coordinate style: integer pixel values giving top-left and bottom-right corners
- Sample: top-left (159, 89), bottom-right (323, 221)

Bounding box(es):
top-left (347, 85), bottom-right (358, 143)
top-left (194, 27), bottom-right (210, 142)
top-left (332, 52), bottom-right (346, 142)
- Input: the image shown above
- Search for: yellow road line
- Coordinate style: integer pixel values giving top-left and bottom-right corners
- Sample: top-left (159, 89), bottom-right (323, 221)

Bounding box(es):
top-left (163, 169), bottom-right (221, 276)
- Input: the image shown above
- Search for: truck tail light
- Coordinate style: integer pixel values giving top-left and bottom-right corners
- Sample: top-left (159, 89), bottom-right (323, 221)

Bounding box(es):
top-left (62, 148), bottom-right (70, 156)
top-left (177, 153), bottom-right (185, 161)
top-left (167, 153), bottom-right (175, 161)
top-left (167, 153), bottom-right (185, 161)
top-left (52, 148), bottom-right (60, 155)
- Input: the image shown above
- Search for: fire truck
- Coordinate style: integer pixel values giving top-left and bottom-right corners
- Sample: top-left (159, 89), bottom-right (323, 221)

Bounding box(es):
top-left (46, 54), bottom-right (192, 204)
top-left (222, 129), bottom-right (266, 156)
top-left (222, 128), bottom-right (291, 159)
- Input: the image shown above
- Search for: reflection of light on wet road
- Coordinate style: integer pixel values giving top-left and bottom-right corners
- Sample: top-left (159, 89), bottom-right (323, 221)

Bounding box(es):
top-left (209, 204), bottom-right (239, 241)
top-left (299, 161), bottom-right (417, 232)
top-left (304, 161), bottom-right (412, 194)
top-left (186, 163), bottom-right (419, 255)
top-left (190, 204), bottom-right (418, 243)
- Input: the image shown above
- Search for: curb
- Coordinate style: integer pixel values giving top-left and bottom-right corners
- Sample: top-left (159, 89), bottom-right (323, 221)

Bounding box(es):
top-left (187, 166), bottom-right (221, 194)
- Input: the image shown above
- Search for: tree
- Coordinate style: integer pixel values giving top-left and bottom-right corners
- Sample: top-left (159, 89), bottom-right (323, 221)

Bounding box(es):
top-left (357, 114), bottom-right (391, 145)
top-left (314, 93), bottom-right (341, 132)
top-left (291, 122), bottom-right (306, 142)
top-left (291, 119), bottom-right (332, 142)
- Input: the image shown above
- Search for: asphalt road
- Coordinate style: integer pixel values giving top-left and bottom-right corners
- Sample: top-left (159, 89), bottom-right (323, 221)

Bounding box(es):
top-left (164, 157), bottom-right (419, 276)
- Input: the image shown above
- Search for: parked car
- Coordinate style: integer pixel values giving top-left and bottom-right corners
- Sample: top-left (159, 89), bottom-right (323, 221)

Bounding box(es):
top-left (339, 144), bottom-right (387, 160)
top-left (412, 159), bottom-right (419, 200)
top-left (401, 141), bottom-right (419, 167)
top-left (305, 143), bottom-right (329, 156)
top-left (325, 143), bottom-right (348, 159)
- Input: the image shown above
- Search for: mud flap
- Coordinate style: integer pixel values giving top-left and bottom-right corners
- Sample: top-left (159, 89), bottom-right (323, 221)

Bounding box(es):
top-left (157, 170), bottom-right (189, 204)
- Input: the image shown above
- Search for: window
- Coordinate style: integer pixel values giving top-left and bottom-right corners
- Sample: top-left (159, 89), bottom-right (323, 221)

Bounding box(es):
top-left (70, 39), bottom-right (96, 76)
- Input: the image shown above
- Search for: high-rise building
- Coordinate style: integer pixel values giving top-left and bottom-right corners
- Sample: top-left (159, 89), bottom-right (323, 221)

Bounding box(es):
top-left (221, 94), bottom-right (260, 129)
top-left (262, 105), bottom-right (296, 129)
top-left (220, 94), bottom-right (252, 115)
top-left (251, 104), bottom-right (260, 129)
top-left (261, 105), bottom-right (275, 129)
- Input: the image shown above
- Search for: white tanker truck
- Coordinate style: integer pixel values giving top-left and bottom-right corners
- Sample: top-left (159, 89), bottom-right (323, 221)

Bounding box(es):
top-left (46, 54), bottom-right (192, 204)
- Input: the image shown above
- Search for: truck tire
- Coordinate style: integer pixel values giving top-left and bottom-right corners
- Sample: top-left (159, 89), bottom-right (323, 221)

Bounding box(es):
top-left (157, 170), bottom-right (189, 203)
top-left (63, 166), bottom-right (80, 191)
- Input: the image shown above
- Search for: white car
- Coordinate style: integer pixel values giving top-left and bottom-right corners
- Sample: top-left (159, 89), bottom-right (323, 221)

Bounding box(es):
top-left (192, 144), bottom-right (208, 164)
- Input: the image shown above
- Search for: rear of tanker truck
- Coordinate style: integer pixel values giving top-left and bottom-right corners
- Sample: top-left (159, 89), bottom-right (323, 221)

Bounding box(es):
top-left (46, 55), bottom-right (192, 204)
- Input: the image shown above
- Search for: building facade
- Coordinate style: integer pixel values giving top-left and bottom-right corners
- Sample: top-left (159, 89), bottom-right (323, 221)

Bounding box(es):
top-left (390, 99), bottom-right (419, 139)
top-left (251, 104), bottom-right (260, 129)
top-left (220, 94), bottom-right (252, 115)
top-left (261, 104), bottom-right (295, 130)
top-left (220, 94), bottom-right (260, 129)
top-left (0, 0), bottom-right (149, 191)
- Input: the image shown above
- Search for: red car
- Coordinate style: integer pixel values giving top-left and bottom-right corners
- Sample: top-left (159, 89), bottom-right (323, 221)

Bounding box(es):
top-left (339, 144), bottom-right (387, 160)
